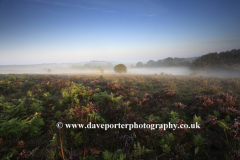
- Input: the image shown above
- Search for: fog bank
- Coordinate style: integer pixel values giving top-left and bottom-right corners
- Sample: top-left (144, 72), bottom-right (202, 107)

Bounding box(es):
top-left (0, 65), bottom-right (191, 75)
top-left (0, 64), bottom-right (239, 78)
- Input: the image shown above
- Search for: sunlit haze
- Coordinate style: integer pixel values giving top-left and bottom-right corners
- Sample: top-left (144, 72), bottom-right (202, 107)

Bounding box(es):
top-left (1, 0), bottom-right (240, 65)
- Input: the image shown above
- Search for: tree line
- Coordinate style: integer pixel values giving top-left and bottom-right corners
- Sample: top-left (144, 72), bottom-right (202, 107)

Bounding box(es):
top-left (189, 49), bottom-right (240, 71)
top-left (134, 57), bottom-right (196, 68)
top-left (133, 49), bottom-right (240, 71)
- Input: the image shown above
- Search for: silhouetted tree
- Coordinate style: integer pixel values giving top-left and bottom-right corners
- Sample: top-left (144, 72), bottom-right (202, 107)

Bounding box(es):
top-left (218, 50), bottom-right (240, 70)
top-left (190, 53), bottom-right (220, 71)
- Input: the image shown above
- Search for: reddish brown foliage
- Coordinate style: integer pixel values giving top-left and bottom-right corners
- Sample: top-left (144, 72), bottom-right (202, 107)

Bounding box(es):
top-left (174, 119), bottom-right (188, 140)
top-left (172, 103), bottom-right (186, 110)
top-left (106, 82), bottom-right (121, 90)
top-left (205, 115), bottom-right (218, 126)
top-left (203, 98), bottom-right (214, 107)
top-left (164, 90), bottom-right (176, 97)
top-left (90, 80), bottom-right (101, 86)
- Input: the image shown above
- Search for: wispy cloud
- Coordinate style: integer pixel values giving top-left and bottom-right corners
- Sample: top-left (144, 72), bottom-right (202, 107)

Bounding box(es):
top-left (198, 38), bottom-right (240, 43)
top-left (31, 5), bottom-right (61, 15)
top-left (176, 38), bottom-right (240, 45)
top-left (22, 0), bottom-right (115, 13)
top-left (133, 13), bottom-right (157, 17)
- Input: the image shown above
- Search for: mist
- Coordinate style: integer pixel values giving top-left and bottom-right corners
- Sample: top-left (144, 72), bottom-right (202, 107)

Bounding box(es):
top-left (1, 63), bottom-right (239, 78)
top-left (0, 64), bottom-right (189, 75)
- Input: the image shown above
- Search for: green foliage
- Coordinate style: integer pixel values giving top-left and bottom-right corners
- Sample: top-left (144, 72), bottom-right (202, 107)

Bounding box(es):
top-left (3, 149), bottom-right (18, 160)
top-left (225, 115), bottom-right (231, 122)
top-left (0, 111), bottom-right (44, 137)
top-left (31, 100), bottom-right (44, 112)
top-left (87, 111), bottom-right (106, 123)
top-left (102, 150), bottom-right (113, 160)
top-left (162, 144), bottom-right (171, 154)
top-left (92, 91), bottom-right (109, 101)
top-left (130, 91), bottom-right (135, 97)
top-left (213, 111), bottom-right (220, 118)
top-left (218, 120), bottom-right (229, 131)
top-left (49, 133), bottom-right (58, 148)
top-left (74, 132), bottom-right (83, 147)
top-left (55, 110), bottom-right (61, 119)
top-left (92, 91), bottom-right (122, 105)
top-left (170, 111), bottom-right (179, 124)
top-left (0, 95), bottom-right (5, 105)
top-left (159, 139), bottom-right (165, 146)
top-left (132, 142), bottom-right (152, 158)
top-left (43, 92), bottom-right (51, 99)
top-left (1, 98), bottom-right (27, 119)
top-left (27, 112), bottom-right (45, 136)
top-left (27, 90), bottom-right (33, 97)
top-left (60, 83), bottom-right (91, 105)
top-left (193, 134), bottom-right (205, 147)
top-left (0, 118), bottom-right (22, 137)
top-left (115, 94), bottom-right (123, 103)
top-left (166, 133), bottom-right (175, 143)
top-left (193, 134), bottom-right (205, 155)
top-left (195, 147), bottom-right (200, 155)
top-left (118, 153), bottom-right (126, 160)
top-left (102, 149), bottom-right (125, 160)
top-left (193, 114), bottom-right (203, 124)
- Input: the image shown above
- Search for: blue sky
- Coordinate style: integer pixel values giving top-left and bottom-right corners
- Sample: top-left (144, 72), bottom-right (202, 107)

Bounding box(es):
top-left (0, 0), bottom-right (240, 65)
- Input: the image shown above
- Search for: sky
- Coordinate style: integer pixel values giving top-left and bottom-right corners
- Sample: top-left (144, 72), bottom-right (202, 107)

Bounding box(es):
top-left (0, 0), bottom-right (240, 65)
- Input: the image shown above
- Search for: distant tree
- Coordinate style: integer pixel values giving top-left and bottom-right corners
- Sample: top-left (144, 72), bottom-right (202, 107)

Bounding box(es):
top-left (113, 64), bottom-right (127, 74)
top-left (136, 62), bottom-right (144, 68)
top-left (130, 64), bottom-right (134, 68)
top-left (163, 57), bottom-right (177, 66)
top-left (218, 50), bottom-right (240, 70)
top-left (179, 60), bottom-right (191, 66)
top-left (146, 60), bottom-right (156, 67)
top-left (47, 69), bottom-right (51, 73)
top-left (190, 52), bottom-right (220, 71)
top-left (156, 60), bottom-right (164, 67)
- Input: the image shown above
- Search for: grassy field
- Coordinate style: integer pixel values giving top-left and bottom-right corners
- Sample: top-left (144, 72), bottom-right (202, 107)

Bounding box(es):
top-left (0, 74), bottom-right (240, 160)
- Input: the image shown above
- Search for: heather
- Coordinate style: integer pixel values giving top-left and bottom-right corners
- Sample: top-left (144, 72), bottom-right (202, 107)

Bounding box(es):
top-left (0, 74), bottom-right (240, 160)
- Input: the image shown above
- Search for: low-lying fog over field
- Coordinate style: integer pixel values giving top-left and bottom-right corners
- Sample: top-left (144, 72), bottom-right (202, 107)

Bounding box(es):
top-left (0, 64), bottom-right (191, 75)
top-left (1, 63), bottom-right (239, 78)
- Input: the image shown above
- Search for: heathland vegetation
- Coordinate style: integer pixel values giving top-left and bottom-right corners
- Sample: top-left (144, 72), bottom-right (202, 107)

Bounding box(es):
top-left (0, 73), bottom-right (240, 159)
